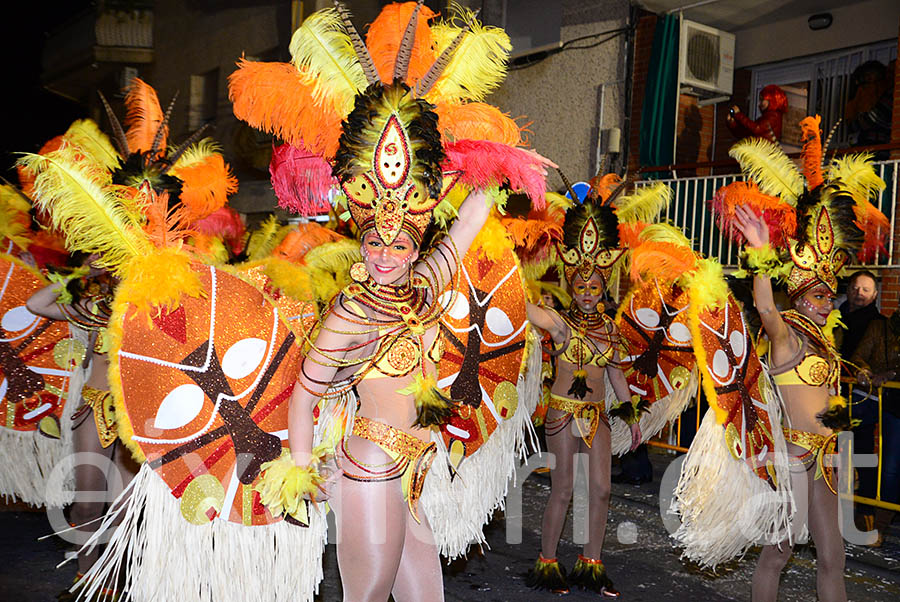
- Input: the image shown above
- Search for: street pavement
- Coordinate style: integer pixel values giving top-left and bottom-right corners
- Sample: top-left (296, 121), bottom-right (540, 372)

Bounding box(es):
top-left (2, 449), bottom-right (899, 601)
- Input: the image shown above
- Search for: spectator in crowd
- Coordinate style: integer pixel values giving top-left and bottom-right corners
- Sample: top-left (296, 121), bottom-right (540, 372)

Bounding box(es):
top-left (840, 270), bottom-right (883, 358)
top-left (726, 84), bottom-right (788, 142)
top-left (851, 313), bottom-right (900, 545)
top-left (840, 270), bottom-right (885, 535)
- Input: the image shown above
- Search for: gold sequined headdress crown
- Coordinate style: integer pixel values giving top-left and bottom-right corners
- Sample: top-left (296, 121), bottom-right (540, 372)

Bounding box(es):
top-left (786, 185), bottom-right (859, 298)
top-left (335, 83), bottom-right (450, 246)
top-left (559, 201), bottom-right (625, 285)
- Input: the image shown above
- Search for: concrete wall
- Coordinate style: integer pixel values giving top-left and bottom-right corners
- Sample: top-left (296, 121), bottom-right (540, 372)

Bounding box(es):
top-left (489, 0), bottom-right (630, 188)
top-left (734, 0), bottom-right (900, 68)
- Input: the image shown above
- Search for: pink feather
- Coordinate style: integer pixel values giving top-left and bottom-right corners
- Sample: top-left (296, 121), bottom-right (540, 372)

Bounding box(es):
top-left (269, 143), bottom-right (336, 216)
top-left (443, 140), bottom-right (549, 209)
top-left (193, 207), bottom-right (247, 254)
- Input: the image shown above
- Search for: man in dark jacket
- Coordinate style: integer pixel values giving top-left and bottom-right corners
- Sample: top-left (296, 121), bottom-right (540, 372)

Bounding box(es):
top-left (841, 270), bottom-right (883, 358)
top-left (840, 270), bottom-right (885, 539)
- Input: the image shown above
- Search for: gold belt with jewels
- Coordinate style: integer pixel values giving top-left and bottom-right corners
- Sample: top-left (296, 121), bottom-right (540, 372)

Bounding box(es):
top-left (548, 394), bottom-right (608, 448)
top-left (783, 427), bottom-right (839, 495)
top-left (348, 416), bottom-right (436, 522)
top-left (73, 387), bottom-right (117, 448)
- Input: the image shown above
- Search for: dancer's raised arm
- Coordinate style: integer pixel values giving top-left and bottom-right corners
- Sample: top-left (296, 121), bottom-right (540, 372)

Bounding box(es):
top-left (733, 205), bottom-right (792, 349)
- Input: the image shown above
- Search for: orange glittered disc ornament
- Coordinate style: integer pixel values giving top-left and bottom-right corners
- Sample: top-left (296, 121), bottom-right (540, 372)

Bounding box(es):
top-left (0, 254), bottom-right (80, 438)
top-left (617, 283), bottom-right (696, 405)
top-left (696, 296), bottom-right (779, 488)
top-left (114, 266), bottom-right (304, 526)
top-left (436, 245), bottom-right (527, 474)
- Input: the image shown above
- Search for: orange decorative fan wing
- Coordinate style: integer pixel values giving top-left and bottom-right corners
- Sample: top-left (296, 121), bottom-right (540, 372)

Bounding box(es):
top-left (113, 266), bottom-right (305, 526)
top-left (436, 245), bottom-right (527, 473)
top-left (0, 255), bottom-right (79, 438)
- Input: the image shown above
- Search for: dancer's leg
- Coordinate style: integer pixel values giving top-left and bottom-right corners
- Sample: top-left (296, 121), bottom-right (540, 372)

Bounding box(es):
top-left (540, 409), bottom-right (580, 559)
top-left (807, 470), bottom-right (847, 602)
top-left (332, 436), bottom-right (406, 602)
top-left (752, 443), bottom-right (808, 602)
top-left (70, 414), bottom-right (115, 574)
top-left (582, 423), bottom-right (611, 559)
top-left (391, 512), bottom-right (444, 602)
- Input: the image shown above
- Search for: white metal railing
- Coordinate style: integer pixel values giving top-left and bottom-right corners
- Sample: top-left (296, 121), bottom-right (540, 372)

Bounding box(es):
top-left (636, 159), bottom-right (900, 268)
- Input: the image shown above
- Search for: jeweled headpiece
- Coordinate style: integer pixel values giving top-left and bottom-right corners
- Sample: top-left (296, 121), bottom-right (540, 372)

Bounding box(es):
top-left (786, 185), bottom-right (860, 297)
top-left (560, 200), bottom-right (624, 286)
top-left (230, 1), bottom-right (554, 248)
top-left (335, 83), bottom-right (445, 246)
top-left (557, 170), bottom-right (671, 290)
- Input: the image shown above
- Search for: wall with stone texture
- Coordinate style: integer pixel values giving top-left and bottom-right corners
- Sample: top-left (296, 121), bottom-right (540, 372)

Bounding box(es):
top-left (488, 0), bottom-right (630, 190)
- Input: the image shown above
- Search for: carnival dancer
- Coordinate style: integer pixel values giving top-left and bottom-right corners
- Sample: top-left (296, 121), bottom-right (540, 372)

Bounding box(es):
top-left (692, 115), bottom-right (888, 601)
top-left (0, 182), bottom-right (85, 509)
top-left (20, 77), bottom-right (241, 601)
top-left (27, 258), bottom-right (137, 602)
top-left (523, 189), bottom-right (642, 597)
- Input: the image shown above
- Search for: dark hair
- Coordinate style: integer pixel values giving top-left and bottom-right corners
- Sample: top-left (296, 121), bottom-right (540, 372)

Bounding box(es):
top-left (848, 270), bottom-right (878, 287)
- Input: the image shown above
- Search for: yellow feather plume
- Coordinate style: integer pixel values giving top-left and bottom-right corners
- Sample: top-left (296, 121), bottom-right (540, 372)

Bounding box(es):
top-left (115, 247), bottom-right (205, 319)
top-left (62, 119), bottom-right (121, 172)
top-left (289, 8), bottom-right (368, 115)
top-left (246, 215), bottom-right (283, 261)
top-left (304, 239), bottom-right (362, 304)
top-left (613, 182), bottom-right (672, 224)
top-left (18, 148), bottom-right (150, 274)
top-left (637, 222), bottom-right (692, 247)
top-left (826, 153), bottom-right (885, 204)
top-left (471, 214), bottom-right (513, 262)
top-left (729, 138), bottom-right (803, 204)
top-left (545, 191), bottom-right (574, 212)
top-left (681, 258), bottom-right (729, 311)
top-left (432, 183), bottom-right (469, 229)
top-left (0, 184), bottom-right (32, 249)
top-left (425, 6), bottom-right (512, 104)
top-left (169, 138), bottom-right (222, 170)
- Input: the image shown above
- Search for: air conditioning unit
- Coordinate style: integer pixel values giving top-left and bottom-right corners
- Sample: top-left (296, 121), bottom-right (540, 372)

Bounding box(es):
top-left (678, 18), bottom-right (735, 97)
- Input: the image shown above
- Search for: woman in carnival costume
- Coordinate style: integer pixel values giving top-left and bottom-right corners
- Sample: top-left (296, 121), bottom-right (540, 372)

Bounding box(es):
top-left (20, 77), bottom-right (239, 601)
top-left (241, 2), bottom-right (552, 600)
top-left (681, 116), bottom-right (888, 601)
top-left (521, 172), bottom-right (686, 596)
top-left (0, 181), bottom-right (85, 511)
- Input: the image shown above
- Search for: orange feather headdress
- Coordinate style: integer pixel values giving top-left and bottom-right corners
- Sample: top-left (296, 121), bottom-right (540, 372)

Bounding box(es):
top-left (229, 1), bottom-right (551, 248)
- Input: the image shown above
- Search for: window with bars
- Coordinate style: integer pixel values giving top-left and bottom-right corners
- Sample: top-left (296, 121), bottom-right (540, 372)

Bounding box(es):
top-left (748, 39), bottom-right (896, 150)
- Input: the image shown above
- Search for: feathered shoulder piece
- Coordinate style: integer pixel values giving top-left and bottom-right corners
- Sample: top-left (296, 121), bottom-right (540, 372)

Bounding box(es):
top-left (230, 1), bottom-right (551, 238)
top-left (711, 115), bottom-right (888, 296)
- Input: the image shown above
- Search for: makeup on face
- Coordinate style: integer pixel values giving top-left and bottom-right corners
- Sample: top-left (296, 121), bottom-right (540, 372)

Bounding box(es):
top-left (796, 285), bottom-right (835, 325)
top-left (572, 274), bottom-right (604, 312)
top-left (361, 231), bottom-right (419, 285)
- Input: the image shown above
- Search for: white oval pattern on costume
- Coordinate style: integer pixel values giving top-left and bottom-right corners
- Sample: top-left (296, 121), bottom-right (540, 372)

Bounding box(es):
top-left (2, 305), bottom-right (38, 332)
top-left (443, 292), bottom-right (470, 321)
top-left (668, 322), bottom-right (692, 343)
top-left (485, 307), bottom-right (514, 336)
top-left (635, 307), bottom-right (660, 328)
top-left (221, 338), bottom-right (267, 380)
top-left (712, 349), bottom-right (730, 378)
top-left (154, 383), bottom-right (205, 430)
top-left (730, 330), bottom-right (745, 358)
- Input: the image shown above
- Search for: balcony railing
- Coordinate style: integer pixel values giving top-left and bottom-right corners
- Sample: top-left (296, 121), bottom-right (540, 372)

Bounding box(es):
top-left (635, 157), bottom-right (900, 268)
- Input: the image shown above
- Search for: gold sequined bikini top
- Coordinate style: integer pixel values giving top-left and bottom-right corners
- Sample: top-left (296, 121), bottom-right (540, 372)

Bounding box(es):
top-left (344, 300), bottom-right (442, 380)
top-left (551, 309), bottom-right (618, 368)
top-left (769, 336), bottom-right (839, 388)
